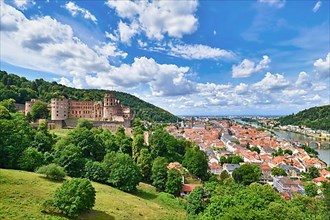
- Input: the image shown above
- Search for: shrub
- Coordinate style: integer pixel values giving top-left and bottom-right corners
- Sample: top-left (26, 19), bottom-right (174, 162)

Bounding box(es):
top-left (36, 163), bottom-right (66, 180)
top-left (53, 178), bottom-right (96, 218)
top-left (84, 161), bottom-right (107, 183)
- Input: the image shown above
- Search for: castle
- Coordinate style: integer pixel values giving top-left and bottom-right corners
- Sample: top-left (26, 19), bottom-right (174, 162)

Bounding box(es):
top-left (25, 93), bottom-right (133, 129)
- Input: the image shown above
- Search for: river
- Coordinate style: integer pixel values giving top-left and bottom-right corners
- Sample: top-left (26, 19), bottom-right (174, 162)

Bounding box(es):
top-left (273, 130), bottom-right (330, 165)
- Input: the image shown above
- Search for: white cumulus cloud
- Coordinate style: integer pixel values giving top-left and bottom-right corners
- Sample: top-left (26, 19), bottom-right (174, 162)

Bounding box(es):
top-left (106, 0), bottom-right (198, 42)
top-left (64, 1), bottom-right (97, 23)
top-left (232, 55), bottom-right (271, 78)
top-left (314, 52), bottom-right (330, 79)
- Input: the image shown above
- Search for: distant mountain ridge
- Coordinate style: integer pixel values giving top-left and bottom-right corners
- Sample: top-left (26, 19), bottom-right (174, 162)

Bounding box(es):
top-left (278, 105), bottom-right (330, 131)
top-left (0, 70), bottom-right (178, 122)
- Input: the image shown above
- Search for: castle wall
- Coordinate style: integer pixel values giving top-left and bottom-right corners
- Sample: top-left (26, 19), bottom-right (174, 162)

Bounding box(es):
top-left (68, 100), bottom-right (95, 119)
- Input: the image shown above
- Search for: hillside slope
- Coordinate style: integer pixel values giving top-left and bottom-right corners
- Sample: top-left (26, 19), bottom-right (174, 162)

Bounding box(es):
top-left (0, 70), bottom-right (178, 122)
top-left (278, 105), bottom-right (330, 131)
top-left (0, 169), bottom-right (185, 220)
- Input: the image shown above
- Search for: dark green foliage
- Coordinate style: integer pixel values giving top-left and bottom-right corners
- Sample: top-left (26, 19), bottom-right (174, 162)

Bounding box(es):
top-left (305, 166), bottom-right (320, 179)
top-left (278, 105), bottom-right (330, 131)
top-left (187, 187), bottom-right (207, 216)
top-left (151, 157), bottom-right (168, 191)
top-left (165, 169), bottom-right (182, 196)
top-left (31, 121), bottom-right (54, 152)
top-left (149, 129), bottom-right (185, 162)
top-left (84, 161), bottom-right (107, 183)
top-left (53, 178), bottom-right (95, 218)
top-left (105, 153), bottom-right (141, 192)
top-left (97, 129), bottom-right (119, 153)
top-left (65, 127), bottom-right (105, 161)
top-left (132, 134), bottom-right (145, 161)
top-left (232, 164), bottom-right (262, 185)
top-left (18, 147), bottom-right (44, 171)
top-left (284, 149), bottom-right (293, 155)
top-left (301, 145), bottom-right (319, 156)
top-left (30, 101), bottom-right (49, 121)
top-left (272, 148), bottom-right (284, 157)
top-left (271, 167), bottom-right (287, 176)
top-left (0, 70), bottom-right (178, 122)
top-left (182, 147), bottom-right (209, 180)
top-left (219, 155), bottom-right (243, 165)
top-left (304, 182), bottom-right (318, 197)
top-left (250, 146), bottom-right (260, 154)
top-left (36, 163), bottom-right (66, 180)
top-left (0, 112), bottom-right (35, 168)
top-left (77, 119), bottom-right (93, 130)
top-left (137, 148), bottom-right (153, 182)
top-left (219, 170), bottom-right (230, 184)
top-left (54, 144), bottom-right (86, 177)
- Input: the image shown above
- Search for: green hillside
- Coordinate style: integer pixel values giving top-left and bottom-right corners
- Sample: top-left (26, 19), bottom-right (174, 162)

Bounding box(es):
top-left (278, 105), bottom-right (330, 131)
top-left (0, 70), bottom-right (178, 122)
top-left (0, 169), bottom-right (185, 220)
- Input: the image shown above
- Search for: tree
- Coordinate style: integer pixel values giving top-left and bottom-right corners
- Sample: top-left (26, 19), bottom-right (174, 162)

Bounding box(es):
top-left (18, 147), bottom-right (44, 171)
top-left (284, 149), bottom-right (293, 155)
top-left (186, 187), bottom-right (207, 216)
top-left (30, 101), bottom-right (49, 121)
top-left (308, 167), bottom-right (320, 179)
top-left (271, 167), bottom-right (287, 176)
top-left (137, 148), bottom-right (153, 182)
top-left (151, 157), bottom-right (168, 191)
top-left (220, 156), bottom-right (227, 165)
top-left (106, 153), bottom-right (141, 192)
top-left (250, 146), bottom-right (260, 154)
top-left (84, 161), bottom-right (107, 183)
top-left (219, 170), bottom-right (230, 184)
top-left (165, 169), bottom-right (182, 196)
top-left (54, 144), bottom-right (86, 177)
top-left (36, 163), bottom-right (66, 180)
top-left (53, 178), bottom-right (95, 218)
top-left (31, 121), bottom-right (54, 152)
top-left (232, 164), bottom-right (262, 185)
top-left (0, 98), bottom-right (16, 112)
top-left (0, 105), bottom-right (11, 119)
top-left (132, 134), bottom-right (145, 161)
top-left (67, 127), bottom-right (105, 161)
top-left (182, 147), bottom-right (209, 180)
top-left (77, 119), bottom-right (93, 130)
top-left (0, 112), bottom-right (35, 169)
top-left (305, 182), bottom-right (318, 197)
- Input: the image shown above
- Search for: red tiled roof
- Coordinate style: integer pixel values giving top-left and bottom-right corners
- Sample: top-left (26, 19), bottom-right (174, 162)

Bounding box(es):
top-left (181, 184), bottom-right (202, 192)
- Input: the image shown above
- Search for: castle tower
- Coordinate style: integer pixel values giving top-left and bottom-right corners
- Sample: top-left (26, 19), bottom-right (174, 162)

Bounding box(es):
top-left (103, 93), bottom-right (116, 120)
top-left (51, 98), bottom-right (69, 120)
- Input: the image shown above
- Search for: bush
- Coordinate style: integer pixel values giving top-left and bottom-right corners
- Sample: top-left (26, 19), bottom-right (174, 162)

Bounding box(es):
top-left (37, 163), bottom-right (66, 180)
top-left (53, 178), bottom-right (96, 218)
top-left (84, 161), bottom-right (107, 183)
top-left (18, 147), bottom-right (44, 171)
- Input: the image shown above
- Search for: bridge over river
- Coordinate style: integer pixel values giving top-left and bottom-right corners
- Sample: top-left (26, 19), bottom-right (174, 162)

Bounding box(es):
top-left (287, 140), bottom-right (330, 150)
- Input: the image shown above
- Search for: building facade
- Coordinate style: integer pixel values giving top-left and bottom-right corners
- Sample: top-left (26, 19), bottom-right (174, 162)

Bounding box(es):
top-left (50, 93), bottom-right (133, 124)
top-left (25, 93), bottom-right (133, 127)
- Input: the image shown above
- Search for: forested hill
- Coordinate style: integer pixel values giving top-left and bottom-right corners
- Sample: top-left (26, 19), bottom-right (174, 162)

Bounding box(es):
top-left (0, 70), bottom-right (178, 122)
top-left (278, 105), bottom-right (330, 131)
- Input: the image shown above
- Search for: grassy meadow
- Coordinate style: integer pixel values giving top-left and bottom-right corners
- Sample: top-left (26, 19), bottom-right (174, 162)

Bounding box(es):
top-left (0, 169), bottom-right (186, 220)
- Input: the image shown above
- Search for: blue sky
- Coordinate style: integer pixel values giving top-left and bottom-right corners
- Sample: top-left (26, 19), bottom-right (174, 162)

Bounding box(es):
top-left (0, 0), bottom-right (329, 116)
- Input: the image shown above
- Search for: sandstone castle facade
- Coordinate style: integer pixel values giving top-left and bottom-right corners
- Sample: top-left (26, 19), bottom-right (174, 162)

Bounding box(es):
top-left (26, 93), bottom-right (133, 128)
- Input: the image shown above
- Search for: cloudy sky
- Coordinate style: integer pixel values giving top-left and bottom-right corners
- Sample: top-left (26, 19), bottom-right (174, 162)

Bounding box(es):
top-left (1, 0), bottom-right (329, 116)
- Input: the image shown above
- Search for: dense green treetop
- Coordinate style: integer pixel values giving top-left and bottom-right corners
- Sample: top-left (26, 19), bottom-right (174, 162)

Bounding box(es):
top-left (0, 70), bottom-right (178, 122)
top-left (278, 105), bottom-right (330, 131)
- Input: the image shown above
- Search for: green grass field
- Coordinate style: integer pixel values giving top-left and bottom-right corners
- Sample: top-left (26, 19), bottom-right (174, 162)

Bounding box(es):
top-left (0, 169), bottom-right (186, 220)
